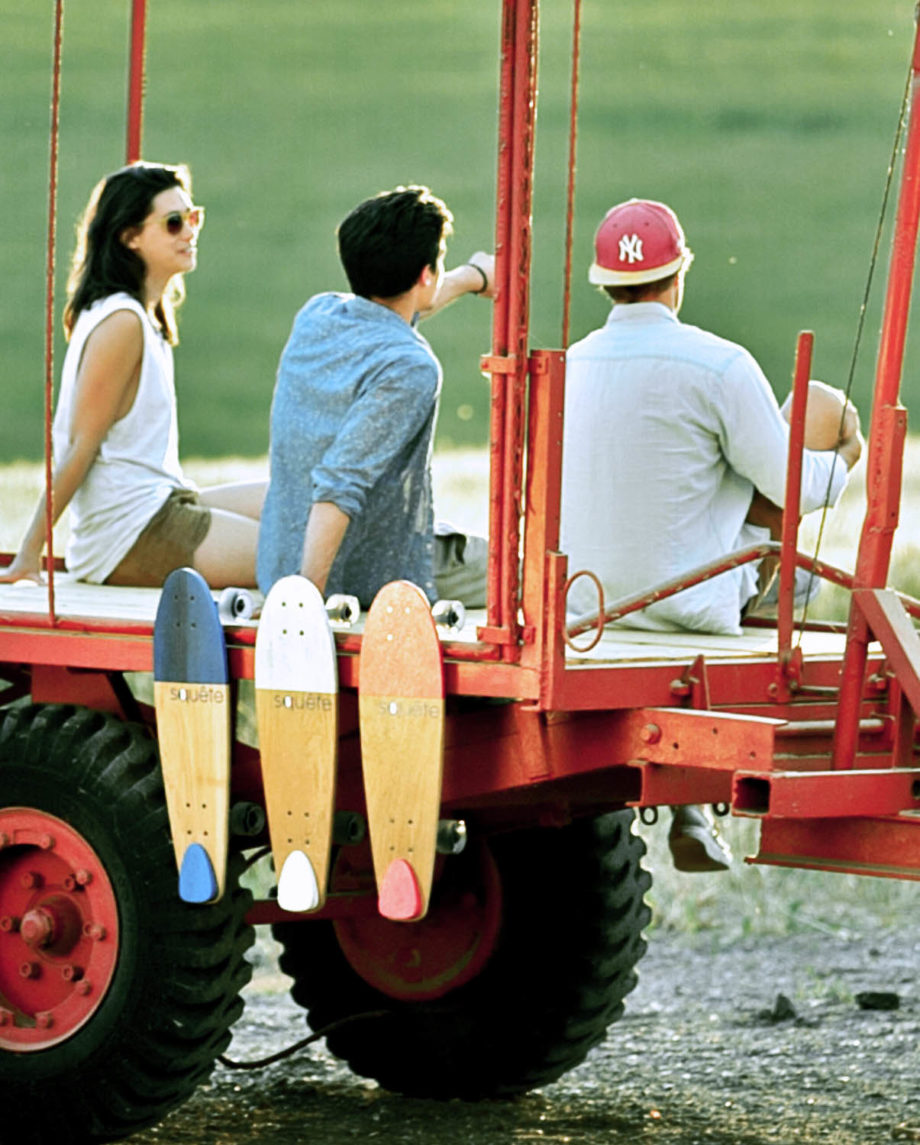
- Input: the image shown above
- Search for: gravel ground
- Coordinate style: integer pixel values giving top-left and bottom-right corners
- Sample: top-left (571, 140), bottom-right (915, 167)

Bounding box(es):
top-left (128, 915), bottom-right (920, 1145)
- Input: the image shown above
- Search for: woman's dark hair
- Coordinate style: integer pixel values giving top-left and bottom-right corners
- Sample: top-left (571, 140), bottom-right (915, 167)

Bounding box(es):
top-left (64, 161), bottom-right (192, 345)
top-left (336, 185), bottom-right (453, 299)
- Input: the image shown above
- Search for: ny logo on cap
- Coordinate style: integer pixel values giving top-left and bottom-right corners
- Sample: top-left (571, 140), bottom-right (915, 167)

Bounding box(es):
top-left (618, 234), bottom-right (644, 264)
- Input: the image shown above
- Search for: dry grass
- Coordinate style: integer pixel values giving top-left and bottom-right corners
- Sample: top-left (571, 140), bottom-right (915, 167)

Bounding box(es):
top-left (0, 451), bottom-right (492, 557)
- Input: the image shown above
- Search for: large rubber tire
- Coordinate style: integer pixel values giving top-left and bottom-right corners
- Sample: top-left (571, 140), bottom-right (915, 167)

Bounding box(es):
top-left (0, 704), bottom-right (255, 1145)
top-left (274, 810), bottom-right (651, 1099)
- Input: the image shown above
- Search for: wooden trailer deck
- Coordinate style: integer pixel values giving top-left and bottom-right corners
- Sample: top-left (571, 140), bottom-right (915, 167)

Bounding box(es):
top-left (0, 573), bottom-right (866, 670)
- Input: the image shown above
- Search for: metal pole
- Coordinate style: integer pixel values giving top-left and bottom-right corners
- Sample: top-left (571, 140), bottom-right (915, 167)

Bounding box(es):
top-left (776, 330), bottom-right (813, 664)
top-left (126, 0), bottom-right (147, 162)
top-left (482, 0), bottom-right (539, 657)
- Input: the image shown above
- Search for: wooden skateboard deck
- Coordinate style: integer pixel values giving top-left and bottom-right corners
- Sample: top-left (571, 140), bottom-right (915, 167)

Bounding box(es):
top-left (358, 580), bottom-right (445, 921)
top-left (255, 575), bottom-right (338, 912)
top-left (153, 567), bottom-right (231, 904)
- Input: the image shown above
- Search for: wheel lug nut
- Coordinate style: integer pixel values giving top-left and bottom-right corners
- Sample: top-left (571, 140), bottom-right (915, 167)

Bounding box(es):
top-left (19, 961), bottom-right (41, 979)
top-left (35, 1012), bottom-right (53, 1030)
top-left (21, 909), bottom-right (55, 948)
top-left (0, 1008), bottom-right (12, 1026)
top-left (0, 833), bottom-right (10, 849)
top-left (20, 871), bottom-right (43, 890)
top-left (74, 869), bottom-right (92, 887)
top-left (82, 922), bottom-right (106, 942)
top-left (38, 835), bottom-right (55, 851)
top-left (75, 980), bottom-right (92, 996)
top-left (0, 916), bottom-right (20, 933)
top-left (61, 964), bottom-right (84, 982)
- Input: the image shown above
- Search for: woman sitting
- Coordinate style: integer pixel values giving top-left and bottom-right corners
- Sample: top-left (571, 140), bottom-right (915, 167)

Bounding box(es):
top-left (2, 161), bottom-right (264, 588)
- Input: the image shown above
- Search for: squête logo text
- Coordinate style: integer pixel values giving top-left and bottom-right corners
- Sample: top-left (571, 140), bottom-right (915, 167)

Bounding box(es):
top-left (168, 685), bottom-right (225, 704)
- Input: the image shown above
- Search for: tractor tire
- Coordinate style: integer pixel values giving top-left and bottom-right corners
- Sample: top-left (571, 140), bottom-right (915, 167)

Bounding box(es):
top-left (274, 809), bottom-right (651, 1099)
top-left (0, 704), bottom-right (254, 1144)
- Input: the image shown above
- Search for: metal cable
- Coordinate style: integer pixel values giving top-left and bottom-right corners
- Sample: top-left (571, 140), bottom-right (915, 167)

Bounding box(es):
top-left (795, 54), bottom-right (914, 641)
top-left (43, 0), bottom-right (64, 624)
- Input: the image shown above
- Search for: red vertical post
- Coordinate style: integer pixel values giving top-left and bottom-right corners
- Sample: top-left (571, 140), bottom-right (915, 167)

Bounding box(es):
top-left (776, 330), bottom-right (813, 665)
top-left (126, 0), bottom-right (147, 162)
top-left (833, 16), bottom-right (920, 768)
top-left (481, 0), bottom-right (540, 659)
top-left (561, 0), bottom-right (582, 350)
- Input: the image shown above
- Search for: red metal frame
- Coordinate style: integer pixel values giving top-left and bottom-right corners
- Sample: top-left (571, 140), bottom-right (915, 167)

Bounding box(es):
top-left (4, 1), bottom-right (920, 892)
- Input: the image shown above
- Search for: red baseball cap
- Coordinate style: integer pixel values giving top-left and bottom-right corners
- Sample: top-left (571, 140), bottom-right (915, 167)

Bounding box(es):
top-left (589, 198), bottom-right (693, 286)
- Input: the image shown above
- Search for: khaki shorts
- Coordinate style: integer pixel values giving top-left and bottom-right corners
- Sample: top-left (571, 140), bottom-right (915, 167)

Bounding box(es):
top-left (433, 525), bottom-right (488, 608)
top-left (105, 489), bottom-right (212, 587)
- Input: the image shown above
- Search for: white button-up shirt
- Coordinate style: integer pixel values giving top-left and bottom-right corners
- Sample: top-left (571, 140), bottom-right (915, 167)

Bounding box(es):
top-left (560, 302), bottom-right (848, 634)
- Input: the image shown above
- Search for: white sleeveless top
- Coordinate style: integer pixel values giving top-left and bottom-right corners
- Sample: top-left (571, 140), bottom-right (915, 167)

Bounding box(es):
top-left (52, 293), bottom-right (192, 582)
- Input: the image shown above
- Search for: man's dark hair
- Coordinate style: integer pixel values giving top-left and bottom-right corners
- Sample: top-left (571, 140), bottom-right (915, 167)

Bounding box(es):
top-left (604, 271), bottom-right (678, 305)
top-left (337, 185), bottom-right (454, 299)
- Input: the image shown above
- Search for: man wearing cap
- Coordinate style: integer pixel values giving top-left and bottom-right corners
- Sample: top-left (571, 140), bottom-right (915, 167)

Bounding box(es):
top-left (560, 198), bottom-right (863, 870)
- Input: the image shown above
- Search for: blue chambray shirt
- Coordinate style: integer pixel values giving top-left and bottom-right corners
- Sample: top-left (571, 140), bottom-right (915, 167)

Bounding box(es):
top-left (257, 293), bottom-right (441, 605)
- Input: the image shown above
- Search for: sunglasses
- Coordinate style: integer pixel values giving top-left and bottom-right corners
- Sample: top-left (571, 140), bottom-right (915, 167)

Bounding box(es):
top-left (154, 206), bottom-right (205, 235)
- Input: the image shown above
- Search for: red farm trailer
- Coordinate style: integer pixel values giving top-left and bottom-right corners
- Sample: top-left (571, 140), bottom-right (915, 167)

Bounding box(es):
top-left (2, 2), bottom-right (920, 1141)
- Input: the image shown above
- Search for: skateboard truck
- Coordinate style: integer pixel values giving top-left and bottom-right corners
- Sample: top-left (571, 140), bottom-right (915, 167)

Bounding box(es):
top-left (326, 594), bottom-right (361, 626)
top-left (432, 599), bottom-right (466, 632)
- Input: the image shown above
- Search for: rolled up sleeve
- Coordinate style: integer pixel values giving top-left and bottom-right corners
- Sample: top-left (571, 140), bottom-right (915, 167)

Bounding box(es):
top-left (311, 360), bottom-right (439, 518)
top-left (715, 349), bottom-right (849, 513)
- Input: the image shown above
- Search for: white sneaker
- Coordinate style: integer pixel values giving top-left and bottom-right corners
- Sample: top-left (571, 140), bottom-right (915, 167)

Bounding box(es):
top-left (668, 805), bottom-right (732, 873)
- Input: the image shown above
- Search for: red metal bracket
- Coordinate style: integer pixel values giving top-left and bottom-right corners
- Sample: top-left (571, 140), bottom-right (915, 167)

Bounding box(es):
top-left (752, 814), bottom-right (920, 881)
top-left (669, 654), bottom-right (710, 710)
top-left (853, 589), bottom-right (920, 714)
top-left (480, 354), bottom-right (519, 375)
top-left (734, 767), bottom-right (920, 819)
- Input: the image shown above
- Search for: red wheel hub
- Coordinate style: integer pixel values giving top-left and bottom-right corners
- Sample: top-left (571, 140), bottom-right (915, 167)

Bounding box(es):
top-left (332, 839), bottom-right (502, 1002)
top-left (0, 809), bottom-right (119, 1051)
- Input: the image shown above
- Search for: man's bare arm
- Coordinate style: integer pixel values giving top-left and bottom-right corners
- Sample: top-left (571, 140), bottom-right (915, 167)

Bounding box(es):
top-left (299, 501), bottom-right (350, 595)
top-left (418, 252), bottom-right (495, 320)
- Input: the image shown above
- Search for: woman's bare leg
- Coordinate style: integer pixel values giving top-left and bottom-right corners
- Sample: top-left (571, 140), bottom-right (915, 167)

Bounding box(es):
top-left (192, 508), bottom-right (260, 587)
top-left (199, 481), bottom-right (267, 520)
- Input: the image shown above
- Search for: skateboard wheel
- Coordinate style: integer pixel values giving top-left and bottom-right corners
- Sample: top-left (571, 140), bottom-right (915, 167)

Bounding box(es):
top-left (229, 801), bottom-right (266, 838)
top-left (325, 593), bottom-right (360, 625)
top-left (332, 810), bottom-right (367, 846)
top-left (432, 599), bottom-right (465, 632)
top-left (218, 586), bottom-right (255, 620)
top-left (436, 818), bottom-right (468, 855)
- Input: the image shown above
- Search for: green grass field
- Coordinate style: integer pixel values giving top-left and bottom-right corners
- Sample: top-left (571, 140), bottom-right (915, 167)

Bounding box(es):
top-left (1, 0), bottom-right (916, 462)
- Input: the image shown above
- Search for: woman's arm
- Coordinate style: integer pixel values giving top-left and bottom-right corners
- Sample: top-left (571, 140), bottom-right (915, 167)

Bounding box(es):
top-left (0, 310), bottom-right (143, 582)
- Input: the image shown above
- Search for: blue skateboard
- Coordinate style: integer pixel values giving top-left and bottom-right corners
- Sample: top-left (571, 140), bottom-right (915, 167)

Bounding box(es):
top-left (153, 567), bottom-right (231, 903)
